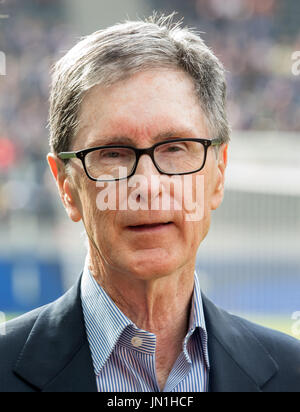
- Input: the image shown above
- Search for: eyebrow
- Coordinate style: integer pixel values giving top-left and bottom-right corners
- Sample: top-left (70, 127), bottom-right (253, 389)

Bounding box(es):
top-left (87, 129), bottom-right (198, 148)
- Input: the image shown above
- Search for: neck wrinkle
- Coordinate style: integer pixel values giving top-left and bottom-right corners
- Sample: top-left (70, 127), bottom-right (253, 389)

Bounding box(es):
top-left (87, 249), bottom-right (195, 336)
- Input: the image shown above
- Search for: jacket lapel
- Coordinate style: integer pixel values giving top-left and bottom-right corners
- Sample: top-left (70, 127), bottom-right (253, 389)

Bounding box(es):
top-left (13, 276), bottom-right (97, 392)
top-left (202, 294), bottom-right (278, 392)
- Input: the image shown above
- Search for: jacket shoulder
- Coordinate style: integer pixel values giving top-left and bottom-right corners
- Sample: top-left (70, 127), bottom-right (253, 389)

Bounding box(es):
top-left (0, 305), bottom-right (49, 348)
top-left (230, 312), bottom-right (300, 391)
top-left (0, 277), bottom-right (85, 392)
top-left (0, 305), bottom-right (49, 392)
top-left (231, 313), bottom-right (300, 355)
top-left (202, 294), bottom-right (300, 392)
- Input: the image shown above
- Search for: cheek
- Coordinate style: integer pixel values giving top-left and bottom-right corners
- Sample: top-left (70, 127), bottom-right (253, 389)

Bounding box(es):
top-left (180, 172), bottom-right (212, 247)
top-left (178, 173), bottom-right (209, 221)
top-left (78, 184), bottom-right (110, 238)
top-left (82, 184), bottom-right (125, 254)
top-left (80, 190), bottom-right (97, 223)
top-left (84, 205), bottom-right (120, 262)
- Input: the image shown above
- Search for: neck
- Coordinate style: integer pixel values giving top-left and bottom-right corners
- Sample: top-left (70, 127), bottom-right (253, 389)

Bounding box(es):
top-left (87, 252), bottom-right (195, 339)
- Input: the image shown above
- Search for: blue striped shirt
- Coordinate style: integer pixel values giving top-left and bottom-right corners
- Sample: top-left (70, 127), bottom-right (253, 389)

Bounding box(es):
top-left (81, 263), bottom-right (210, 392)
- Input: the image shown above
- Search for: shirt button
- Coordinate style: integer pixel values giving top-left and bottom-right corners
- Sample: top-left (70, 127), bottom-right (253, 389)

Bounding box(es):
top-left (131, 336), bottom-right (143, 347)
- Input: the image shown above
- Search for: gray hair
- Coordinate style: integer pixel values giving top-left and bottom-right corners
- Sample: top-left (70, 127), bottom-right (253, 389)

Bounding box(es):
top-left (49, 13), bottom-right (230, 155)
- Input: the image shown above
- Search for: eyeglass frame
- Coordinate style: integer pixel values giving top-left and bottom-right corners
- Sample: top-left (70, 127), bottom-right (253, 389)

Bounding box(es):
top-left (58, 137), bottom-right (223, 182)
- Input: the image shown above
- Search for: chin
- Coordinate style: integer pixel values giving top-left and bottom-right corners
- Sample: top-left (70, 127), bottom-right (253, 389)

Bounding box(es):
top-left (126, 248), bottom-right (181, 280)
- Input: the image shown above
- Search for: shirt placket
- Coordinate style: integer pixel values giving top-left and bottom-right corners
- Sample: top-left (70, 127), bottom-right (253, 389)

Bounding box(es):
top-left (163, 331), bottom-right (194, 392)
top-left (117, 326), bottom-right (159, 391)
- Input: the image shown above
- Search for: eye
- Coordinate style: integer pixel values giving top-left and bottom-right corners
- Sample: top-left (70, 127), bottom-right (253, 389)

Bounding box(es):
top-left (99, 148), bottom-right (132, 160)
top-left (166, 145), bottom-right (184, 152)
top-left (159, 142), bottom-right (188, 154)
top-left (90, 148), bottom-right (135, 166)
top-left (101, 150), bottom-right (121, 158)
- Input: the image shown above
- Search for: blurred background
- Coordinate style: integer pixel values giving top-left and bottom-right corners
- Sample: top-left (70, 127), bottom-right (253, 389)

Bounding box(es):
top-left (0, 0), bottom-right (299, 337)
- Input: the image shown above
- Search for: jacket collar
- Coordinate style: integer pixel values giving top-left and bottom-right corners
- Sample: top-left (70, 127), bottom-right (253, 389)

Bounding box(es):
top-left (13, 276), bottom-right (97, 392)
top-left (13, 275), bottom-right (278, 392)
top-left (202, 294), bottom-right (278, 392)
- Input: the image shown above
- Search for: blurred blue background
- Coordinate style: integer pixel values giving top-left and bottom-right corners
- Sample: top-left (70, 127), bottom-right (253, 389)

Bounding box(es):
top-left (0, 0), bottom-right (299, 335)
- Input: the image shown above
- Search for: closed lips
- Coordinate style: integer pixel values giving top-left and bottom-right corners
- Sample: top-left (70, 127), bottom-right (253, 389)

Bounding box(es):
top-left (128, 222), bottom-right (173, 229)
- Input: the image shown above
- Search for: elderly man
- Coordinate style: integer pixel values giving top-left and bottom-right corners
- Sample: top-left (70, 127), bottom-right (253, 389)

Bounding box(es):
top-left (0, 15), bottom-right (299, 393)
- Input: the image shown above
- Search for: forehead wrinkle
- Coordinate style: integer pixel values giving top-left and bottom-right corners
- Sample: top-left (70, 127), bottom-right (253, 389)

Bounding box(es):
top-left (74, 70), bottom-right (210, 150)
top-left (79, 126), bottom-right (202, 150)
top-left (79, 109), bottom-right (205, 150)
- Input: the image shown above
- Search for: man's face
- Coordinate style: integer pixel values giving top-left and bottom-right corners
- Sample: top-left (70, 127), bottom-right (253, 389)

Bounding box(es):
top-left (50, 69), bottom-right (227, 281)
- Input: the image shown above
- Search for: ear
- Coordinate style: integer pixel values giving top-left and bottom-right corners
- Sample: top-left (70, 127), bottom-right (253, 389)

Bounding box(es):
top-left (47, 153), bottom-right (82, 222)
top-left (210, 144), bottom-right (228, 211)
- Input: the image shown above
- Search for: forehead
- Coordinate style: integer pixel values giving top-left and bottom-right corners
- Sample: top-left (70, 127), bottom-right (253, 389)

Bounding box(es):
top-left (74, 69), bottom-right (209, 150)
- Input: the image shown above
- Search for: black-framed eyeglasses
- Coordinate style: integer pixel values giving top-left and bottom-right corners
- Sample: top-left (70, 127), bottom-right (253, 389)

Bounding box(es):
top-left (58, 138), bottom-right (222, 182)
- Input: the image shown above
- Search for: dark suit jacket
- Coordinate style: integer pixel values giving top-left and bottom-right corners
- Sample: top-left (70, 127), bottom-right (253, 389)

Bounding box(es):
top-left (0, 275), bottom-right (300, 392)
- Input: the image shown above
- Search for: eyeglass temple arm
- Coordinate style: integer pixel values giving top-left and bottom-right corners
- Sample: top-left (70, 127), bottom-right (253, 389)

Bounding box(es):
top-left (58, 152), bottom-right (78, 160)
top-left (211, 137), bottom-right (223, 146)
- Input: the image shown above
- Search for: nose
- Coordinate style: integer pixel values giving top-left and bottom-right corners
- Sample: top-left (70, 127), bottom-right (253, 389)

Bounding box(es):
top-left (134, 153), bottom-right (160, 177)
top-left (128, 154), bottom-right (161, 209)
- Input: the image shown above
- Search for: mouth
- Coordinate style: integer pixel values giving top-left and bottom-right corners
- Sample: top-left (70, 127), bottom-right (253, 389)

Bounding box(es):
top-left (127, 221), bottom-right (174, 232)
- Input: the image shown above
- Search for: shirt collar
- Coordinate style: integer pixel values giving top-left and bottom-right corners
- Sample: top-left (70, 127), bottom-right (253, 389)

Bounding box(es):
top-left (187, 270), bottom-right (210, 368)
top-left (81, 261), bottom-right (133, 375)
top-left (81, 259), bottom-right (209, 375)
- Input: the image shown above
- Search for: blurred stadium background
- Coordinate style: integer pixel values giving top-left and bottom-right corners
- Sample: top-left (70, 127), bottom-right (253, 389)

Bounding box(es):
top-left (0, 0), bottom-right (299, 338)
